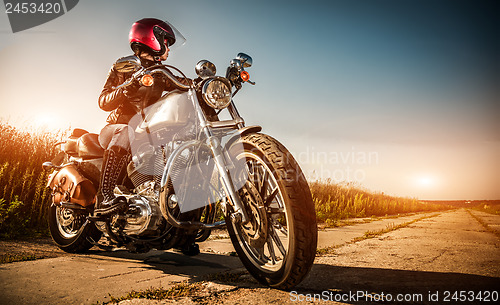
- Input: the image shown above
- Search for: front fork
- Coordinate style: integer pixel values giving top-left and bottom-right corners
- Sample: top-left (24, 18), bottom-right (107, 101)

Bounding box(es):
top-left (160, 89), bottom-right (249, 226)
top-left (206, 135), bottom-right (249, 224)
top-left (194, 89), bottom-right (249, 225)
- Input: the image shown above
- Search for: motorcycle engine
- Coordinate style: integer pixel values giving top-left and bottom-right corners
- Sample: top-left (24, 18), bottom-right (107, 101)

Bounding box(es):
top-left (111, 193), bottom-right (163, 236)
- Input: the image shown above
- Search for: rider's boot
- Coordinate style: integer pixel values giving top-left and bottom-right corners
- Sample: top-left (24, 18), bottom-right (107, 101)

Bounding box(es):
top-left (94, 145), bottom-right (130, 217)
top-left (180, 242), bottom-right (200, 256)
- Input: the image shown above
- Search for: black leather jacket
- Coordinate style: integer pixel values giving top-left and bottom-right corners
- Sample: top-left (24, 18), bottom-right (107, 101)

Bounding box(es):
top-left (99, 56), bottom-right (187, 125)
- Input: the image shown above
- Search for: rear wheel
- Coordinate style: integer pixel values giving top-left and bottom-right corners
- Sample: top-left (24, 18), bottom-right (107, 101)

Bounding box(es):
top-left (48, 205), bottom-right (101, 253)
top-left (227, 133), bottom-right (317, 290)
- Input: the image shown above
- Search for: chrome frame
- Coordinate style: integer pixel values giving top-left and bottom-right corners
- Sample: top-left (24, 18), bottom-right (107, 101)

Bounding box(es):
top-left (159, 88), bottom-right (250, 225)
top-left (113, 57), bottom-right (254, 226)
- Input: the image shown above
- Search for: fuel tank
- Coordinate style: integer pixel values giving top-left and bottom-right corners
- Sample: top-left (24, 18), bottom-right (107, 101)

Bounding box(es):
top-left (133, 90), bottom-right (195, 139)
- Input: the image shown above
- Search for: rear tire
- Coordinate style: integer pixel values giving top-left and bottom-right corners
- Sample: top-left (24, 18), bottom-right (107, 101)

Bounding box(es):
top-left (227, 133), bottom-right (317, 290)
top-left (48, 205), bottom-right (101, 253)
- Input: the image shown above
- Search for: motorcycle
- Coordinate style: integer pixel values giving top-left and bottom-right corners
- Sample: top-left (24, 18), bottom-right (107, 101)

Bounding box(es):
top-left (42, 46), bottom-right (317, 289)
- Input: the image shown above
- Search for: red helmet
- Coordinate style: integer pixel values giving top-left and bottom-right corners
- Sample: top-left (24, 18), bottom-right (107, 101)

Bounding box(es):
top-left (129, 18), bottom-right (176, 57)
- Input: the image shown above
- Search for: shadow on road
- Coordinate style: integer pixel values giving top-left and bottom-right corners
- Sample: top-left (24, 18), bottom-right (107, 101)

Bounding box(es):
top-left (79, 247), bottom-right (243, 281)
top-left (297, 264), bottom-right (500, 304)
top-left (64, 249), bottom-right (500, 304)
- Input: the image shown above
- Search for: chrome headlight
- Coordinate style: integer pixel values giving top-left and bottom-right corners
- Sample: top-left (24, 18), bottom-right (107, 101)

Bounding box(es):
top-left (202, 77), bottom-right (232, 110)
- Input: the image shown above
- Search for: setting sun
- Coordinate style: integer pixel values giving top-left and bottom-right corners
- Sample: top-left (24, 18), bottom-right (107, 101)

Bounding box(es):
top-left (418, 177), bottom-right (433, 186)
top-left (33, 113), bottom-right (64, 130)
top-left (415, 175), bottom-right (438, 188)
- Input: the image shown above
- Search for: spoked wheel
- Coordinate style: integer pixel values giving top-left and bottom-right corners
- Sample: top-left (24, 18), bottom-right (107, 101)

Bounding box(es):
top-left (56, 207), bottom-right (81, 238)
top-left (227, 133), bottom-right (317, 290)
top-left (48, 205), bottom-right (101, 253)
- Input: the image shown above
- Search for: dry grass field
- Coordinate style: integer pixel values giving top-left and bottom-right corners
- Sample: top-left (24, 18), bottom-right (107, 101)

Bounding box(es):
top-left (0, 122), bottom-right (65, 238)
top-left (0, 122), bottom-right (452, 239)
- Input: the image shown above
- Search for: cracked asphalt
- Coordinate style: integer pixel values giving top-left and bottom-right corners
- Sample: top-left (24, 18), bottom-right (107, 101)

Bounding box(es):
top-left (0, 209), bottom-right (498, 304)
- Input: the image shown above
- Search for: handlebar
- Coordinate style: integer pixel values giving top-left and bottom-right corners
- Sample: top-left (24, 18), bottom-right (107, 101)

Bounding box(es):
top-left (112, 66), bottom-right (191, 91)
top-left (148, 68), bottom-right (191, 90)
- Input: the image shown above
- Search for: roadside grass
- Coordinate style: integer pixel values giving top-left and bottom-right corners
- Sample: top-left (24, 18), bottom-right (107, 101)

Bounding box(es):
top-left (0, 121), bottom-right (67, 239)
top-left (97, 282), bottom-right (203, 304)
top-left (354, 213), bottom-right (439, 241)
top-left (310, 181), bottom-right (450, 227)
top-left (201, 270), bottom-right (247, 283)
top-left (316, 212), bottom-right (433, 230)
top-left (96, 271), bottom-right (248, 304)
top-left (316, 213), bottom-right (440, 256)
top-left (466, 209), bottom-right (500, 239)
top-left (470, 202), bottom-right (500, 216)
top-left (0, 252), bottom-right (41, 264)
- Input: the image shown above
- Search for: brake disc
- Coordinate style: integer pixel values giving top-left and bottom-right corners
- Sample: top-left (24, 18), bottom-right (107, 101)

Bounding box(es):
top-left (239, 182), bottom-right (268, 249)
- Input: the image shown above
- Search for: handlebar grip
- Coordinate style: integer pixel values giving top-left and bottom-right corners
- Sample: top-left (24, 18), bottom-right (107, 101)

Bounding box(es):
top-left (113, 68), bottom-right (191, 91)
top-left (112, 70), bottom-right (144, 90)
top-left (149, 68), bottom-right (191, 90)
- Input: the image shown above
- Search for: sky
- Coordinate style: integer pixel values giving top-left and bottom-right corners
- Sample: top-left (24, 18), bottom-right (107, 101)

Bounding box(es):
top-left (0, 0), bottom-right (499, 200)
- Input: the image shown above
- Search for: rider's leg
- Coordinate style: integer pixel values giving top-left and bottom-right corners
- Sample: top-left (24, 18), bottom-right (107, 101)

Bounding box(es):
top-left (95, 124), bottom-right (132, 214)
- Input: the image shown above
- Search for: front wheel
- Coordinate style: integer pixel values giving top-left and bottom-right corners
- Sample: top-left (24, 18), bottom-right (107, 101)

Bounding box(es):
top-left (48, 205), bottom-right (101, 253)
top-left (227, 133), bottom-right (317, 290)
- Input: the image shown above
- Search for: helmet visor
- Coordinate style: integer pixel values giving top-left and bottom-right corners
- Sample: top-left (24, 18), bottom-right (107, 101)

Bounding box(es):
top-left (164, 20), bottom-right (186, 50)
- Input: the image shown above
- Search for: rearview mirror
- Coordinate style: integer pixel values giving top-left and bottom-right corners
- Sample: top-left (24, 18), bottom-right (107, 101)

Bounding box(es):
top-left (114, 55), bottom-right (142, 73)
top-left (195, 60), bottom-right (216, 78)
top-left (236, 53), bottom-right (252, 68)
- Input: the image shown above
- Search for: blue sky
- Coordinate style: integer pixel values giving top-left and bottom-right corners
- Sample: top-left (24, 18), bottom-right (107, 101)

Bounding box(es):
top-left (1, 0), bottom-right (498, 199)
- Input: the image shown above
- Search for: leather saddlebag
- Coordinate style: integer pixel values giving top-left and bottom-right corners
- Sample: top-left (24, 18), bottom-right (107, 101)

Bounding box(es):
top-left (48, 164), bottom-right (97, 207)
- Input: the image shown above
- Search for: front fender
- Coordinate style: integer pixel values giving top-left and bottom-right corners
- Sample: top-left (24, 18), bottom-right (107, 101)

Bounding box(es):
top-left (224, 125), bottom-right (262, 150)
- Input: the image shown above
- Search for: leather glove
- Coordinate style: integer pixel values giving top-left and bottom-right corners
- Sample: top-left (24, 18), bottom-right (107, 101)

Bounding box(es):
top-left (123, 78), bottom-right (141, 98)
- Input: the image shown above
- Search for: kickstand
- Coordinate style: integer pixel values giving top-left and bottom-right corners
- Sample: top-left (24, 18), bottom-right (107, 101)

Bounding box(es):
top-left (86, 236), bottom-right (120, 252)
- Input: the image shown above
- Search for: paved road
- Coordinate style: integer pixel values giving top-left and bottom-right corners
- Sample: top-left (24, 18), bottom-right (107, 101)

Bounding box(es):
top-left (298, 209), bottom-right (500, 304)
top-left (0, 209), bottom-right (498, 304)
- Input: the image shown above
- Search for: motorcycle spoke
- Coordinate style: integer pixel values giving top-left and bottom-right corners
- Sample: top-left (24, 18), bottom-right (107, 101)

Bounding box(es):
top-left (259, 169), bottom-right (269, 199)
top-left (266, 234), bottom-right (278, 264)
top-left (264, 187), bottom-right (279, 206)
top-left (246, 161), bottom-right (257, 182)
top-left (269, 225), bottom-right (287, 257)
top-left (235, 151), bottom-right (291, 272)
top-left (255, 245), bottom-right (267, 262)
top-left (268, 207), bottom-right (285, 214)
top-left (56, 207), bottom-right (84, 238)
top-left (272, 219), bottom-right (288, 236)
top-left (246, 161), bottom-right (268, 196)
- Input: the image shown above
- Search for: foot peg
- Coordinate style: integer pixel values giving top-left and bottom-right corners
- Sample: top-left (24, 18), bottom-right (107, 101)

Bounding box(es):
top-left (92, 196), bottom-right (128, 219)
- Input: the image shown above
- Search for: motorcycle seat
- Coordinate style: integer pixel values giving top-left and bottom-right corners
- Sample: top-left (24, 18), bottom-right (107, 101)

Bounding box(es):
top-left (64, 129), bottom-right (104, 159)
top-left (78, 133), bottom-right (104, 159)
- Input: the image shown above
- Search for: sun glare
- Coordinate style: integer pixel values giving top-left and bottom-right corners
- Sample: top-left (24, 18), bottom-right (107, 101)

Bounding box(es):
top-left (33, 113), bottom-right (61, 130)
top-left (415, 175), bottom-right (437, 188)
top-left (418, 177), bottom-right (433, 186)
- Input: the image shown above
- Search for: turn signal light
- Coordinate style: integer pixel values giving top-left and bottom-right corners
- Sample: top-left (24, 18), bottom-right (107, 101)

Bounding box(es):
top-left (141, 74), bottom-right (154, 87)
top-left (240, 71), bottom-right (250, 82)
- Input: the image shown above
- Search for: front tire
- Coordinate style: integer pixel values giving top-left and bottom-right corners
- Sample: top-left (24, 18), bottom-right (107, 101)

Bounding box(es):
top-left (227, 133), bottom-right (317, 290)
top-left (48, 205), bottom-right (101, 253)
